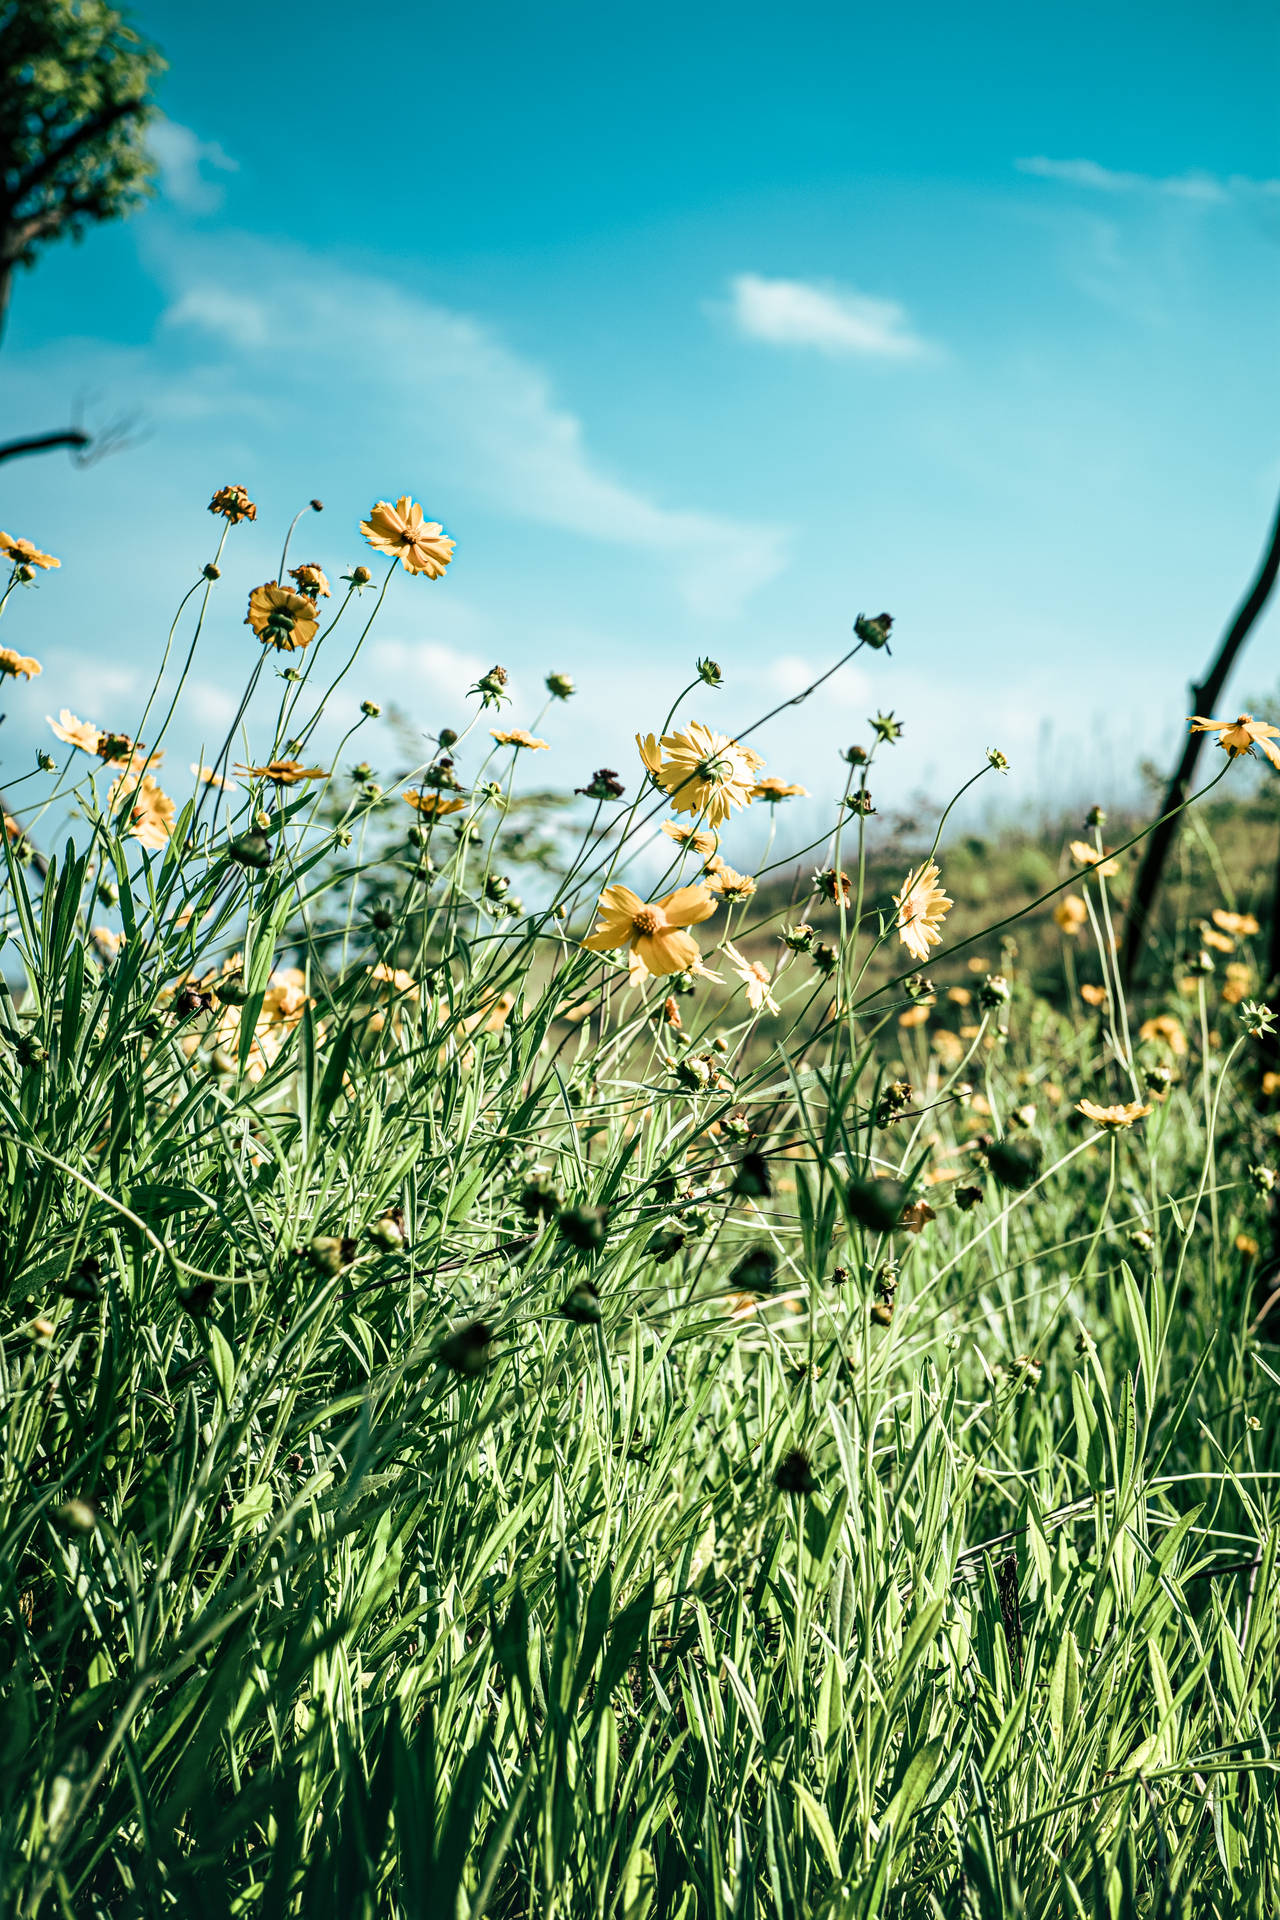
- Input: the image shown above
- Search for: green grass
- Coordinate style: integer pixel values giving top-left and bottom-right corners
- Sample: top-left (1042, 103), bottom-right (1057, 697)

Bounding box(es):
top-left (1, 502), bottom-right (1279, 1918)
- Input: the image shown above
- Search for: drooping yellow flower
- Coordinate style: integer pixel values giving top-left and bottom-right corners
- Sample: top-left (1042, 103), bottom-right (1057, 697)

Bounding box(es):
top-left (661, 821), bottom-right (719, 857)
top-left (582, 883), bottom-right (716, 977)
top-left (724, 941), bottom-right (779, 1013)
top-left (108, 772), bottom-right (175, 851)
top-left (491, 728), bottom-right (549, 750)
top-left (1069, 840), bottom-right (1120, 878)
top-left (246, 582), bottom-right (320, 651)
top-left (637, 722), bottom-right (764, 827)
top-left (893, 860), bottom-right (952, 964)
top-left (1212, 908), bottom-right (1260, 937)
top-left (360, 497), bottom-right (455, 578)
top-left (0, 647), bottom-right (41, 681)
top-left (705, 861), bottom-right (757, 903)
top-left (1189, 713), bottom-right (1280, 768)
top-left (288, 563), bottom-right (332, 599)
top-left (403, 790), bottom-right (468, 816)
top-left (48, 711), bottom-right (102, 753)
top-left (1053, 892), bottom-right (1088, 935)
top-left (1138, 1013), bottom-right (1187, 1057)
top-left (0, 532), bottom-right (59, 570)
top-left (208, 485), bottom-right (257, 524)
top-left (235, 760), bottom-right (328, 786)
top-left (1077, 1097), bottom-right (1152, 1129)
top-left (751, 776), bottom-right (808, 803)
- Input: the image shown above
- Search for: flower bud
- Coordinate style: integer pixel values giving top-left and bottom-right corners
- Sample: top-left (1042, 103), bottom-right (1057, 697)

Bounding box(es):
top-left (696, 657), bottom-right (723, 686)
top-left (774, 1449), bottom-right (817, 1495)
top-left (203, 562), bottom-right (221, 581)
top-left (361, 699), bottom-right (382, 718)
top-left (854, 611), bottom-right (893, 649)
top-left (546, 672), bottom-right (575, 699)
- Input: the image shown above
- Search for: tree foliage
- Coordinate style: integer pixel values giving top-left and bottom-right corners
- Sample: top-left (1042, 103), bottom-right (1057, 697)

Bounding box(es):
top-left (0, 0), bottom-right (164, 332)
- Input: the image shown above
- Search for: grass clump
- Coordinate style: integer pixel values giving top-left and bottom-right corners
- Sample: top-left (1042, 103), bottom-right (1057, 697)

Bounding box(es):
top-left (1, 491), bottom-right (1279, 1916)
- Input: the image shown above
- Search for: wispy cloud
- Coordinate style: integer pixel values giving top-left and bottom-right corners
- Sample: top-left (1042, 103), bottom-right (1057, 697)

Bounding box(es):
top-left (147, 119), bottom-right (239, 214)
top-left (1016, 156), bottom-right (1280, 204)
top-left (158, 236), bottom-right (786, 617)
top-left (724, 272), bottom-right (933, 359)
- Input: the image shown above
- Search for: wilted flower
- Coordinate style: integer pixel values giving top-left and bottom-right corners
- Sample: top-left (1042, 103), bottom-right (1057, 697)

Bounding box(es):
top-left (1189, 713), bottom-right (1280, 768)
top-left (979, 972), bottom-right (1011, 1010)
top-left (360, 497), bottom-right (455, 577)
top-left (637, 722), bottom-right (764, 827)
top-left (955, 1183), bottom-right (984, 1212)
top-left (894, 860), bottom-right (952, 963)
top-left (236, 760), bottom-right (328, 787)
top-left (751, 776), bottom-right (808, 803)
top-left (899, 1200), bottom-right (936, 1234)
top-left (288, 563), bottom-right (332, 598)
top-left (0, 647), bottom-right (41, 681)
top-left (575, 768), bottom-right (625, 800)
top-left (582, 883), bottom-right (717, 977)
top-left (491, 728), bottom-right (549, 750)
top-left (208, 484), bottom-right (256, 524)
top-left (816, 867), bottom-right (853, 907)
top-left (724, 941), bottom-right (779, 1014)
top-left (1076, 1098), bottom-right (1152, 1129)
top-left (781, 922), bottom-right (815, 952)
top-left (108, 772), bottom-right (174, 850)
top-left (246, 582), bottom-right (320, 651)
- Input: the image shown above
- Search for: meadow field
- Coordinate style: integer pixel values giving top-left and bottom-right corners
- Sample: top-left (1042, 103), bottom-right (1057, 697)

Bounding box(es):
top-left (1, 490), bottom-right (1279, 1918)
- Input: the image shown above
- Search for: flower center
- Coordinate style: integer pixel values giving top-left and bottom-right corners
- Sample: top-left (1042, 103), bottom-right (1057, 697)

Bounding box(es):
top-left (632, 907), bottom-right (663, 935)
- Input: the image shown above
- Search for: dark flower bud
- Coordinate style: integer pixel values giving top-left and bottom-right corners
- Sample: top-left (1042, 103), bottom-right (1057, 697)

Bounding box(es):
top-left (843, 743), bottom-right (869, 766)
top-left (179, 1280), bottom-right (218, 1317)
top-left (546, 672), bottom-right (575, 699)
top-left (646, 1226), bottom-right (687, 1264)
top-left (981, 1137), bottom-right (1043, 1192)
top-left (560, 1280), bottom-right (601, 1323)
top-left (520, 1176), bottom-right (561, 1220)
top-left (438, 1319), bottom-right (494, 1376)
top-left (954, 1184), bottom-right (984, 1212)
top-left (729, 1245), bottom-right (777, 1295)
top-left (203, 562), bottom-right (221, 581)
top-left (309, 498), bottom-right (324, 511)
top-left (844, 1175), bottom-right (907, 1233)
top-left (556, 1203), bottom-right (610, 1251)
top-left (854, 612), bottom-right (893, 650)
top-left (576, 767), bottom-right (625, 800)
top-left (307, 1234), bottom-right (357, 1276)
top-left (732, 1150), bottom-right (771, 1199)
top-left (978, 973), bottom-right (1011, 1010)
top-left (774, 1449), bottom-right (818, 1495)
top-left (229, 830), bottom-right (273, 870)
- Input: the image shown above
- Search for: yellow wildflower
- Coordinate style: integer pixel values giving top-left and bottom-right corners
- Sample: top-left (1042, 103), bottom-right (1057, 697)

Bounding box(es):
top-left (1189, 713), bottom-right (1280, 768)
top-left (894, 860), bottom-right (952, 964)
top-left (724, 941), bottom-right (779, 1014)
top-left (0, 647), bottom-right (41, 681)
top-left (360, 497), bottom-right (455, 577)
top-left (582, 883), bottom-right (716, 977)
top-left (1077, 1098), bottom-right (1152, 1129)
top-left (637, 722), bottom-right (763, 827)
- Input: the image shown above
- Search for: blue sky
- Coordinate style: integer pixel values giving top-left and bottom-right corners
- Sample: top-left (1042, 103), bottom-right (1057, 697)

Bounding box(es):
top-left (2, 0), bottom-right (1278, 855)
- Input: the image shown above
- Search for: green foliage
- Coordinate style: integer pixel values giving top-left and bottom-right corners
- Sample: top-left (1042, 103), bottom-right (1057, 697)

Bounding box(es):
top-left (0, 0), bottom-right (164, 312)
top-left (0, 502), bottom-right (1278, 1914)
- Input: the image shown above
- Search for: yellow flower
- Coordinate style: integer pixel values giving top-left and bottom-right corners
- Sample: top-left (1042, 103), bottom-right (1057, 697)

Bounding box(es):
top-left (1053, 892), bottom-right (1088, 935)
top-left (706, 862), bottom-right (757, 903)
top-left (1138, 1013), bottom-right (1187, 1057)
top-left (637, 721), bottom-right (764, 827)
top-left (1077, 1097), bottom-right (1152, 1129)
top-left (0, 647), bottom-right (41, 681)
top-left (661, 821), bottom-right (719, 856)
top-left (751, 776), bottom-right (808, 802)
top-left (360, 497), bottom-right (455, 577)
top-left (192, 763), bottom-right (236, 789)
top-left (491, 728), bottom-right (549, 750)
top-left (403, 790), bottom-right (467, 816)
top-left (367, 963), bottom-right (419, 997)
top-left (288, 563), bottom-right (332, 599)
top-left (1222, 962), bottom-right (1251, 1006)
top-left (1212, 908), bottom-right (1259, 937)
top-left (582, 883), bottom-right (717, 976)
top-left (898, 1004), bottom-right (930, 1028)
top-left (108, 772), bottom-right (175, 851)
top-left (246, 582), bottom-right (320, 651)
top-left (1201, 926), bottom-right (1235, 952)
top-left (235, 760), bottom-right (328, 786)
top-left (208, 484), bottom-right (257, 524)
top-left (0, 532), bottom-right (59, 570)
top-left (48, 710), bottom-right (102, 754)
top-left (1069, 839), bottom-right (1120, 877)
top-left (1080, 982), bottom-right (1108, 1007)
top-left (724, 941), bottom-right (779, 1013)
top-left (893, 860), bottom-right (952, 964)
top-left (1189, 712), bottom-right (1280, 768)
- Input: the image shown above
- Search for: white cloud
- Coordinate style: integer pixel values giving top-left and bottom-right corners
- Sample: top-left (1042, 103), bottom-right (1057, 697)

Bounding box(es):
top-left (148, 119), bottom-right (239, 214)
top-left (156, 236), bottom-right (786, 617)
top-left (725, 272), bottom-right (933, 359)
top-left (1016, 157), bottom-right (1280, 204)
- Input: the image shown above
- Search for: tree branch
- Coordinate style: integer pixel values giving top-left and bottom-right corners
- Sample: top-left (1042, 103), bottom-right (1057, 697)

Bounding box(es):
top-left (0, 428), bottom-right (90, 466)
top-left (8, 95), bottom-right (146, 212)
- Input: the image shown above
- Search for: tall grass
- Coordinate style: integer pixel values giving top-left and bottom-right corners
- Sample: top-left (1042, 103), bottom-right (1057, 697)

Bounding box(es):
top-left (1, 494), bottom-right (1278, 1917)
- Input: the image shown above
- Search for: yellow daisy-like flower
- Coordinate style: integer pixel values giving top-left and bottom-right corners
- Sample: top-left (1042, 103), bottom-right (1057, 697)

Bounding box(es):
top-left (724, 941), bottom-right (779, 1014)
top-left (661, 821), bottom-right (718, 856)
top-left (192, 764), bottom-right (236, 789)
top-left (1053, 892), bottom-right (1088, 935)
top-left (1222, 961), bottom-right (1251, 1005)
top-left (367, 963), bottom-right (419, 998)
top-left (246, 582), bottom-right (320, 651)
top-left (360, 497), bottom-right (455, 578)
top-left (1189, 713), bottom-right (1280, 769)
top-left (491, 728), bottom-right (549, 750)
top-left (1212, 908), bottom-right (1260, 937)
top-left (108, 772), bottom-right (175, 851)
top-left (1201, 926), bottom-right (1235, 953)
top-left (235, 760), bottom-right (328, 786)
top-left (288, 563), bottom-right (332, 599)
top-left (893, 860), bottom-right (952, 964)
top-left (403, 790), bottom-right (468, 817)
top-left (705, 861), bottom-right (757, 903)
top-left (48, 710), bottom-right (102, 753)
top-left (751, 776), bottom-right (808, 803)
top-left (1138, 1013), bottom-right (1187, 1057)
top-left (1069, 839), bottom-right (1120, 878)
top-left (582, 883), bottom-right (717, 977)
top-left (1080, 982), bottom-right (1108, 1007)
top-left (0, 532), bottom-right (59, 571)
top-left (0, 647), bottom-right (41, 681)
top-left (637, 721), bottom-right (764, 827)
top-left (1077, 1098), bottom-right (1152, 1129)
